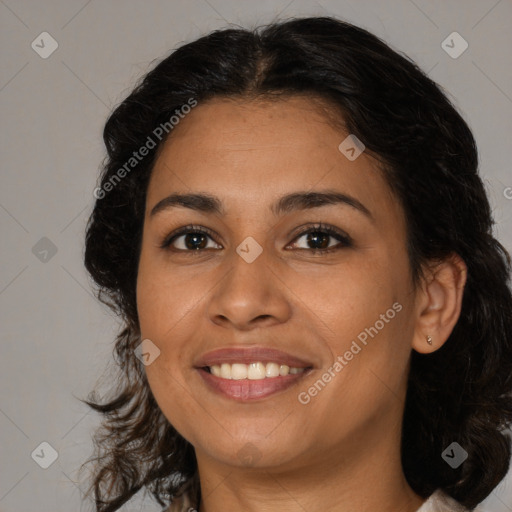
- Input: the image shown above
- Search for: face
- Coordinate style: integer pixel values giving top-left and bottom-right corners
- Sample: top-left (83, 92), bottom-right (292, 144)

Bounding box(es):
top-left (136, 95), bottom-right (417, 473)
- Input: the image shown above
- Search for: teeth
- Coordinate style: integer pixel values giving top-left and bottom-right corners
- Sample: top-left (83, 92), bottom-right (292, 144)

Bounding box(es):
top-left (207, 362), bottom-right (307, 380)
top-left (266, 362), bottom-right (280, 378)
top-left (220, 363), bottom-right (231, 379)
top-left (231, 363), bottom-right (248, 380)
top-left (248, 362), bottom-right (266, 380)
top-left (211, 365), bottom-right (222, 377)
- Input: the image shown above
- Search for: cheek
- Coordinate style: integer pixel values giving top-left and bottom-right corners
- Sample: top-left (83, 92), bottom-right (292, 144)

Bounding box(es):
top-left (296, 257), bottom-right (412, 399)
top-left (136, 267), bottom-right (197, 431)
top-left (136, 250), bottom-right (195, 338)
top-left (292, 257), bottom-right (403, 345)
top-left (143, 359), bottom-right (204, 448)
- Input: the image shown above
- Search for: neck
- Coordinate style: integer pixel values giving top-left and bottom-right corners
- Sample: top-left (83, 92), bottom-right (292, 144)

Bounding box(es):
top-left (195, 409), bottom-right (426, 512)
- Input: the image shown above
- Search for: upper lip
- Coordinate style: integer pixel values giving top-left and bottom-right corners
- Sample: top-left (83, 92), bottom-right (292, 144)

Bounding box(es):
top-left (194, 347), bottom-right (314, 369)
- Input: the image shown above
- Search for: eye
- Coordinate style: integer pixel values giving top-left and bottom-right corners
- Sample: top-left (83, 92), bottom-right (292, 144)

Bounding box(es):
top-left (160, 222), bottom-right (352, 255)
top-left (160, 225), bottom-right (222, 253)
top-left (286, 223), bottom-right (352, 254)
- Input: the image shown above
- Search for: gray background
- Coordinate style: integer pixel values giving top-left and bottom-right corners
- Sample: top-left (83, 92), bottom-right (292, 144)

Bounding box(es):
top-left (1, 1), bottom-right (511, 511)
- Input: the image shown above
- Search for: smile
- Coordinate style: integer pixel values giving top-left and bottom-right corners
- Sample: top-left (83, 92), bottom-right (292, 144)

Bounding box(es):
top-left (194, 346), bottom-right (314, 401)
top-left (206, 362), bottom-right (307, 380)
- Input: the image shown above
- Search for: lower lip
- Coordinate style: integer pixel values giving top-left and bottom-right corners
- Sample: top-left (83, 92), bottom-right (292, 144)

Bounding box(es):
top-left (197, 368), bottom-right (310, 401)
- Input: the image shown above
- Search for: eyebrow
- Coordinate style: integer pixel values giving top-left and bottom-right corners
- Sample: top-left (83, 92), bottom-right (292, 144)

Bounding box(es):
top-left (149, 190), bottom-right (373, 221)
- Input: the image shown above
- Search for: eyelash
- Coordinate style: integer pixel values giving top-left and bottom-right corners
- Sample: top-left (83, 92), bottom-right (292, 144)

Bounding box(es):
top-left (160, 223), bottom-right (352, 255)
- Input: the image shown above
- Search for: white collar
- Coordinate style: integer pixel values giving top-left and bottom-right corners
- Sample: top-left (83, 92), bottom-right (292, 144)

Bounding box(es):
top-left (416, 490), bottom-right (477, 512)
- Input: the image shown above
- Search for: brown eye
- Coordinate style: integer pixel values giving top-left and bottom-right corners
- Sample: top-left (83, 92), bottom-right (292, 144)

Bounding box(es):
top-left (287, 223), bottom-right (352, 253)
top-left (161, 225), bottom-right (222, 253)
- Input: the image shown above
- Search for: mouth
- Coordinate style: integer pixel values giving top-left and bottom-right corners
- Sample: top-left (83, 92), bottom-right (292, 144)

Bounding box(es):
top-left (194, 347), bottom-right (314, 401)
top-left (204, 361), bottom-right (309, 379)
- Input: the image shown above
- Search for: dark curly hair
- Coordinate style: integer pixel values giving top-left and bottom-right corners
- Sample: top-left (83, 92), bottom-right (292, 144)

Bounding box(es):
top-left (80, 16), bottom-right (512, 511)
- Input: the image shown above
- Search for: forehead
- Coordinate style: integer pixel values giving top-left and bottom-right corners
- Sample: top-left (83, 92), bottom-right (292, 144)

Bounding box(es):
top-left (155, 95), bottom-right (345, 162)
top-left (147, 96), bottom-right (398, 219)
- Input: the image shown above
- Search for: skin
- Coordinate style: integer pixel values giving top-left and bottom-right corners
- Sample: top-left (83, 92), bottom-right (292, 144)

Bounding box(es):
top-left (136, 95), bottom-right (467, 512)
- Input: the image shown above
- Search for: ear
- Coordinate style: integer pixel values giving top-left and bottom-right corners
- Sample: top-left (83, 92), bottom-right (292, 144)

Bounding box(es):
top-left (412, 253), bottom-right (467, 354)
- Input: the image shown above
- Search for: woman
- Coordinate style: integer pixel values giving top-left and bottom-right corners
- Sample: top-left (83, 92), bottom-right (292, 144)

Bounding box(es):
top-left (80, 16), bottom-right (512, 512)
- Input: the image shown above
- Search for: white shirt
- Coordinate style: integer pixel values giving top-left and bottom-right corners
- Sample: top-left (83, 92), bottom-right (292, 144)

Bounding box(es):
top-left (162, 489), bottom-right (481, 511)
top-left (416, 490), bottom-right (481, 511)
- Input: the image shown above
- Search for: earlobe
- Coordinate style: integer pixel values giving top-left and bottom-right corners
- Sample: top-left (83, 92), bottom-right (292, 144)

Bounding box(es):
top-left (412, 253), bottom-right (467, 354)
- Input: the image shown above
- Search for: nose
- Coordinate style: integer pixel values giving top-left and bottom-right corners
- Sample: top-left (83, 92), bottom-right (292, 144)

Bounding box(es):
top-left (207, 245), bottom-right (292, 331)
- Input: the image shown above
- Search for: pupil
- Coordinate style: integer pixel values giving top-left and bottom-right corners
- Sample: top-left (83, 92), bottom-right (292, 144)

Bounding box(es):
top-left (183, 232), bottom-right (330, 250)
top-left (307, 231), bottom-right (329, 249)
top-left (185, 233), bottom-right (207, 250)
